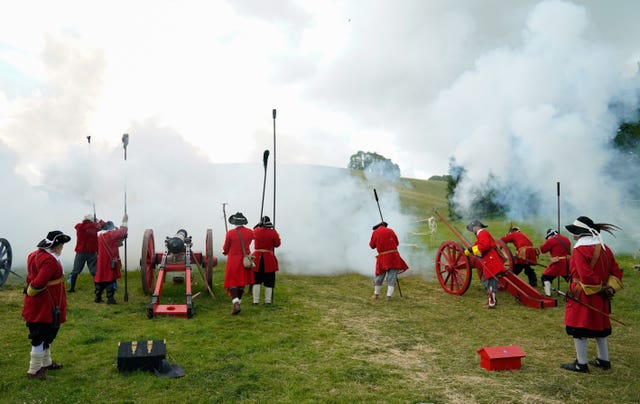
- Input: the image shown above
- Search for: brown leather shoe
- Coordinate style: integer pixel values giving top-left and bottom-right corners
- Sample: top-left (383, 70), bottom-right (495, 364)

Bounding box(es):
top-left (27, 368), bottom-right (47, 380)
top-left (44, 362), bottom-right (63, 370)
top-left (232, 302), bottom-right (241, 315)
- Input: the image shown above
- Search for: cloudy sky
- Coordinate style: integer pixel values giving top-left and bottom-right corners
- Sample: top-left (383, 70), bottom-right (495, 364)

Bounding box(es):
top-left (1, 0), bottom-right (640, 276)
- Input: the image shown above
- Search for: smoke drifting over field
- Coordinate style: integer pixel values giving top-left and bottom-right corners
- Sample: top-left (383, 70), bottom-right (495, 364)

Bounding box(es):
top-left (420, 1), bottom-right (640, 251)
top-left (2, 0), bottom-right (640, 279)
top-left (0, 125), bottom-right (421, 277)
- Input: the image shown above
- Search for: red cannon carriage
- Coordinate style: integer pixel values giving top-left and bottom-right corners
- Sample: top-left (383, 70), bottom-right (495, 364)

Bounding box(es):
top-left (140, 229), bottom-right (217, 318)
top-left (432, 210), bottom-right (557, 309)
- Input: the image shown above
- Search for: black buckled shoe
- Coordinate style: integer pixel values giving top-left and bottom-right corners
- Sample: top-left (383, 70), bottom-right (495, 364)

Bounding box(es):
top-left (27, 368), bottom-right (47, 380)
top-left (588, 358), bottom-right (611, 370)
top-left (561, 360), bottom-right (589, 373)
top-left (44, 362), bottom-right (63, 370)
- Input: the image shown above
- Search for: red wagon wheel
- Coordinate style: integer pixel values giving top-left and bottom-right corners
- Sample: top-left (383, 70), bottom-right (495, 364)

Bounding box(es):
top-left (494, 239), bottom-right (515, 272)
top-left (140, 229), bottom-right (156, 295)
top-left (204, 229), bottom-right (214, 288)
top-left (435, 241), bottom-right (472, 295)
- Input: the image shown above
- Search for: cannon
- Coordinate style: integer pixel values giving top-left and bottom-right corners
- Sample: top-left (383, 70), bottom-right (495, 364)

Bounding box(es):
top-left (0, 238), bottom-right (13, 287)
top-left (432, 210), bottom-right (557, 309)
top-left (140, 229), bottom-right (217, 318)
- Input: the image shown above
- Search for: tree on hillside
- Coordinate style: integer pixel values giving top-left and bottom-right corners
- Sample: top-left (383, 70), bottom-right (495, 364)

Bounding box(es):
top-left (610, 116), bottom-right (640, 199)
top-left (428, 175), bottom-right (450, 181)
top-left (614, 120), bottom-right (640, 156)
top-left (348, 151), bottom-right (401, 179)
top-left (446, 159), bottom-right (505, 218)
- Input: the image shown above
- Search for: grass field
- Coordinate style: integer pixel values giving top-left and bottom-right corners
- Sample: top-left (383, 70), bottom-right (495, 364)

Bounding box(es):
top-left (1, 177), bottom-right (639, 403)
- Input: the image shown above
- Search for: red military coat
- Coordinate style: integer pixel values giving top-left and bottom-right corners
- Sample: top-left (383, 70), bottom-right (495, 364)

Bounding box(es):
top-left (501, 231), bottom-right (538, 265)
top-left (95, 227), bottom-right (128, 283)
top-left (472, 229), bottom-right (505, 279)
top-left (74, 219), bottom-right (105, 253)
top-left (369, 226), bottom-right (409, 276)
top-left (252, 227), bottom-right (281, 273)
top-left (565, 240), bottom-right (622, 337)
top-left (539, 233), bottom-right (571, 277)
top-left (22, 249), bottom-right (67, 324)
top-left (223, 226), bottom-right (255, 289)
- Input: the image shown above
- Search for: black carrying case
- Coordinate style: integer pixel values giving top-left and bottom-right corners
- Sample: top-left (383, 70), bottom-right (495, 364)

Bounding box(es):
top-left (117, 340), bottom-right (166, 372)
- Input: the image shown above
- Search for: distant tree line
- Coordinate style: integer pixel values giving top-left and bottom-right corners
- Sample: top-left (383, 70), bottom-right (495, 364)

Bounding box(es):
top-left (348, 151), bottom-right (401, 179)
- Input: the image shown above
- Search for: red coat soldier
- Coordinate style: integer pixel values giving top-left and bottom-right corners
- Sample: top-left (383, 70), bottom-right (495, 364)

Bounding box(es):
top-left (465, 220), bottom-right (505, 308)
top-left (94, 215), bottom-right (128, 304)
top-left (501, 227), bottom-right (539, 287)
top-left (223, 212), bottom-right (255, 315)
top-left (369, 221), bottom-right (408, 300)
top-left (251, 216), bottom-right (281, 305)
top-left (22, 230), bottom-right (71, 380)
top-left (561, 216), bottom-right (623, 373)
top-left (539, 228), bottom-right (572, 296)
top-left (68, 214), bottom-right (105, 292)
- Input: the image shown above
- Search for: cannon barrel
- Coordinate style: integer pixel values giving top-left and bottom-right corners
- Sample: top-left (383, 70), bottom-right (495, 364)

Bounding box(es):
top-left (166, 229), bottom-right (191, 254)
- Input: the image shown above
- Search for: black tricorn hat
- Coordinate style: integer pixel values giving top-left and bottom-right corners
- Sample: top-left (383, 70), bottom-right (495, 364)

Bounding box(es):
top-left (372, 221), bottom-right (388, 230)
top-left (260, 216), bottom-right (273, 228)
top-left (565, 216), bottom-right (597, 236)
top-left (229, 212), bottom-right (248, 225)
top-left (545, 228), bottom-right (558, 239)
top-left (37, 230), bottom-right (71, 248)
top-left (102, 221), bottom-right (117, 231)
top-left (466, 219), bottom-right (487, 232)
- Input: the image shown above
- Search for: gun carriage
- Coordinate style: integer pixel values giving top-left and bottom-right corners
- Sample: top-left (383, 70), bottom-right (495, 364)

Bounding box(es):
top-left (432, 210), bottom-right (557, 309)
top-left (140, 229), bottom-right (217, 318)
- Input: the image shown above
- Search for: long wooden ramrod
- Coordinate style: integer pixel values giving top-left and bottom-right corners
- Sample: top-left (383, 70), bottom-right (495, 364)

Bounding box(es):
top-left (517, 257), bottom-right (547, 268)
top-left (556, 289), bottom-right (627, 326)
top-left (432, 209), bottom-right (472, 248)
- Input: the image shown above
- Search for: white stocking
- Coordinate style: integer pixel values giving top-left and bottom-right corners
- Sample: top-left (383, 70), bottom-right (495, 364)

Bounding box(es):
top-left (28, 343), bottom-right (45, 374)
top-left (573, 337), bottom-right (588, 365)
top-left (43, 347), bottom-right (52, 367)
top-left (252, 284), bottom-right (261, 304)
top-left (595, 337), bottom-right (609, 361)
top-left (386, 285), bottom-right (395, 297)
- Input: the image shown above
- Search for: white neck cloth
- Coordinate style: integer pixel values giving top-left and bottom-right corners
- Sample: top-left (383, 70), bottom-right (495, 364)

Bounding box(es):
top-left (572, 219), bottom-right (606, 250)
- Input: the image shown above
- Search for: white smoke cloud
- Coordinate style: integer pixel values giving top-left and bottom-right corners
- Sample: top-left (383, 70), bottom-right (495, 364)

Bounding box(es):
top-left (0, 30), bottom-right (428, 279)
top-left (1, 122), bottom-right (429, 279)
top-left (420, 0), bottom-right (640, 252)
top-left (2, 0), bottom-right (640, 281)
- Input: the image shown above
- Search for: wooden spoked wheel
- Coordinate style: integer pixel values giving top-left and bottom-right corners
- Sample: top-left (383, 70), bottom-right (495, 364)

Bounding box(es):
top-left (204, 229), bottom-right (214, 288)
top-left (494, 239), bottom-right (515, 273)
top-left (140, 229), bottom-right (156, 295)
top-left (0, 238), bottom-right (12, 287)
top-left (435, 241), bottom-right (472, 295)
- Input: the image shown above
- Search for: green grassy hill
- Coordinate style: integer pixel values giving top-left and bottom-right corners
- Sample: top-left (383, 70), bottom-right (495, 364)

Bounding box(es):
top-left (1, 176), bottom-right (639, 403)
top-left (396, 177), bottom-right (450, 216)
